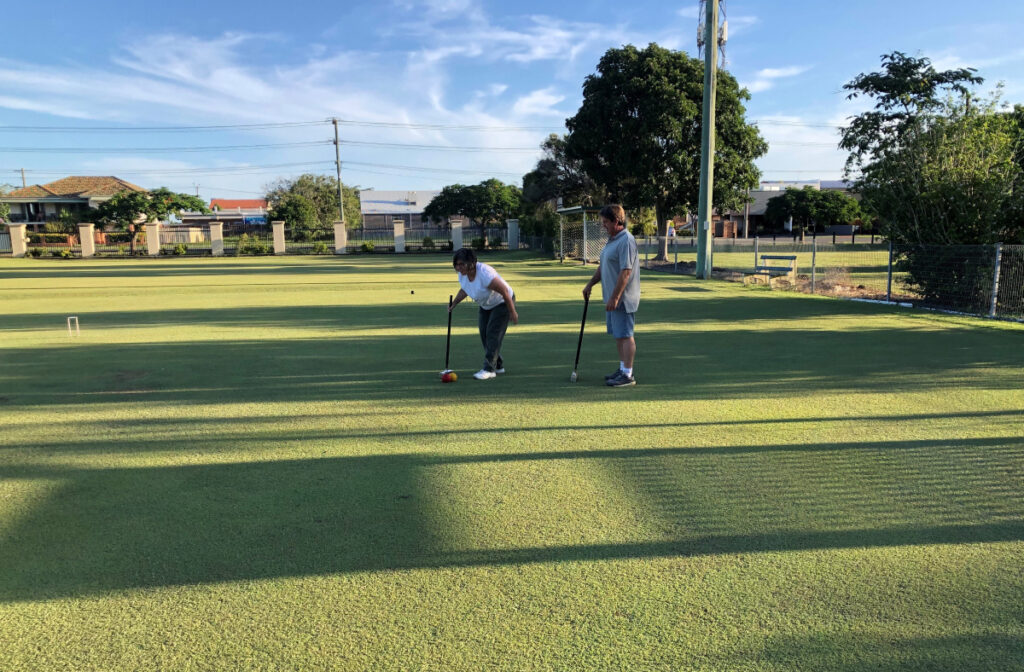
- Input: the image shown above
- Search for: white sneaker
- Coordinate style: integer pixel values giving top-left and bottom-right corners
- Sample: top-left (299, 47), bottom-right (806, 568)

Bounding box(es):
top-left (473, 369), bottom-right (497, 380)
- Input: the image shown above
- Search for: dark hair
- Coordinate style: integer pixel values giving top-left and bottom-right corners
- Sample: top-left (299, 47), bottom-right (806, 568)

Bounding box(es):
top-left (452, 247), bottom-right (477, 268)
top-left (598, 204), bottom-right (627, 227)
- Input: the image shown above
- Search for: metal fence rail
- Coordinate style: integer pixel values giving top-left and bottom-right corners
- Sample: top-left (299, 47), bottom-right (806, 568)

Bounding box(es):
top-left (223, 223), bottom-right (273, 256)
top-left (284, 226), bottom-right (334, 255)
top-left (638, 236), bottom-right (1023, 322)
top-left (0, 231), bottom-right (10, 255)
top-left (159, 226), bottom-right (212, 256)
top-left (26, 232), bottom-right (82, 258)
top-left (404, 227), bottom-right (452, 252)
top-left (348, 228), bottom-right (396, 253)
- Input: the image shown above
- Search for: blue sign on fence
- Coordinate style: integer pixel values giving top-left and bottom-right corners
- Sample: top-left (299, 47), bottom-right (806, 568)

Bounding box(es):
top-left (243, 216), bottom-right (267, 226)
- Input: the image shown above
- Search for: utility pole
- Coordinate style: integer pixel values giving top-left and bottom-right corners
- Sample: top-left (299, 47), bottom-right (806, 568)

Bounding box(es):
top-left (696, 0), bottom-right (720, 279)
top-left (21, 168), bottom-right (26, 188)
top-left (332, 118), bottom-right (346, 226)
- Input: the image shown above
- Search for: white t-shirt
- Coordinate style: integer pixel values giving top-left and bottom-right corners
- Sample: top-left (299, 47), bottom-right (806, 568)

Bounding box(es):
top-left (457, 262), bottom-right (510, 310)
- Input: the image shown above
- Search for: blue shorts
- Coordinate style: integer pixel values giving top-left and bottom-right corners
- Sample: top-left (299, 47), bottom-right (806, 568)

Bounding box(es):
top-left (606, 310), bottom-right (635, 338)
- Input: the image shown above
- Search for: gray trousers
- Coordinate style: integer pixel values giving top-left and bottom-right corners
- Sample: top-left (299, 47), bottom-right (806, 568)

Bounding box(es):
top-left (478, 303), bottom-right (510, 372)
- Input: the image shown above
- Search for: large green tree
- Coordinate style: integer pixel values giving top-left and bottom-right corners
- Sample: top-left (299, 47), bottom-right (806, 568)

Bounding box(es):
top-left (265, 174), bottom-right (361, 230)
top-left (95, 188), bottom-right (207, 254)
top-left (273, 193), bottom-right (320, 241)
top-left (837, 51), bottom-right (1022, 245)
top-left (565, 43), bottom-right (767, 259)
top-left (764, 187), bottom-right (862, 233)
top-left (521, 134), bottom-right (606, 209)
top-left (423, 179), bottom-right (522, 228)
top-left (841, 51), bottom-right (1024, 310)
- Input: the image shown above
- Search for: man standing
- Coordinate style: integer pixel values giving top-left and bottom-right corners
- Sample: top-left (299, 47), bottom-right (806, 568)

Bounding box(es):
top-left (582, 204), bottom-right (640, 387)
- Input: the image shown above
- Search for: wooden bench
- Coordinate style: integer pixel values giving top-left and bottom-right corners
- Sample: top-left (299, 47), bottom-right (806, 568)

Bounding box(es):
top-left (748, 254), bottom-right (797, 285)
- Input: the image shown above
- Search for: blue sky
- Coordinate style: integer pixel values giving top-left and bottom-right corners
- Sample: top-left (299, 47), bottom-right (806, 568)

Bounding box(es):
top-left (2, 0), bottom-right (1024, 201)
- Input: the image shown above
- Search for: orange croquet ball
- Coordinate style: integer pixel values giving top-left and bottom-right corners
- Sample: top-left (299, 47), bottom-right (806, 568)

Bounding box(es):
top-left (449, 372), bottom-right (457, 382)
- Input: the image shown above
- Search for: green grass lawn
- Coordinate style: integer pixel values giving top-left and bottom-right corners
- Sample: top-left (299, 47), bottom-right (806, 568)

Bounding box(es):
top-left (1, 254), bottom-right (1022, 671)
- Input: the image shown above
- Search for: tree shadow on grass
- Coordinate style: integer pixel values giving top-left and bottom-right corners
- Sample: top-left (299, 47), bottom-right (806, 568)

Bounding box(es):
top-left (740, 632), bottom-right (1024, 672)
top-left (1, 308), bottom-right (1021, 409)
top-left (1, 435), bottom-right (1021, 603)
top-left (0, 327), bottom-right (1019, 409)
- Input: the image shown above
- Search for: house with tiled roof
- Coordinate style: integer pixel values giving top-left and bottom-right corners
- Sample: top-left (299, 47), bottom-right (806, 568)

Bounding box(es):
top-left (210, 198), bottom-right (267, 211)
top-left (1, 176), bottom-right (146, 229)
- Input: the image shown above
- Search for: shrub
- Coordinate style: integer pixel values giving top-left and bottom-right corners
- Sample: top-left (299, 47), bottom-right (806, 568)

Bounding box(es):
top-left (896, 244), bottom-right (998, 313)
top-left (173, 243), bottom-right (188, 256)
top-left (27, 248), bottom-right (44, 258)
top-left (471, 237), bottom-right (486, 250)
top-left (27, 232), bottom-right (71, 244)
top-left (51, 249), bottom-right (73, 259)
top-left (422, 236), bottom-right (435, 249)
top-left (361, 241), bottom-right (375, 253)
top-left (235, 233), bottom-right (270, 256)
top-left (312, 241), bottom-right (330, 255)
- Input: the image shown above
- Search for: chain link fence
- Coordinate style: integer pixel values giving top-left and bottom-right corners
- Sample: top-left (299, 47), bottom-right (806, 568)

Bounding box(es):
top-left (557, 219), bottom-right (608, 263)
top-left (639, 235), bottom-right (1023, 322)
top-left (997, 245), bottom-right (1024, 320)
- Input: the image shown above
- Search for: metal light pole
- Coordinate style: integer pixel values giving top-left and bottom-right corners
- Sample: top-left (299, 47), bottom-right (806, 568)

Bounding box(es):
top-left (695, 0), bottom-right (720, 279)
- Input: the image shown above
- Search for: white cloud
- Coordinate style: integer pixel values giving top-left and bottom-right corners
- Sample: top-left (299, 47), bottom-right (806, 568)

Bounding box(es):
top-left (512, 88), bottom-right (566, 117)
top-left (742, 65), bottom-right (811, 93)
top-left (726, 15), bottom-right (760, 37)
top-left (678, 6), bottom-right (701, 19)
top-left (927, 48), bottom-right (1024, 72)
top-left (0, 95), bottom-right (97, 119)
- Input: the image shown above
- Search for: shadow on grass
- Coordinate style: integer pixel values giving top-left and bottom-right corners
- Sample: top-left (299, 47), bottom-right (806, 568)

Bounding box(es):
top-left (8, 417), bottom-right (1024, 458)
top-left (2, 289), bottom-right (1022, 409)
top-left (746, 633), bottom-right (1024, 671)
top-left (0, 252), bottom-right (552, 281)
top-left (1, 435), bottom-right (1021, 602)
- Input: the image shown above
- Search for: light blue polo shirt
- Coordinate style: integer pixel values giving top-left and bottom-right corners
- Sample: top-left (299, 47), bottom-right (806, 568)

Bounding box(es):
top-left (599, 228), bottom-right (640, 313)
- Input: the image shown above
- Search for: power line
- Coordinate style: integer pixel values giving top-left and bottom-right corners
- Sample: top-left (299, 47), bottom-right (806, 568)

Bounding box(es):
top-left (0, 118), bottom-right (558, 133)
top-left (0, 121), bottom-right (328, 133)
top-left (343, 160), bottom-right (523, 177)
top-left (5, 162), bottom-right (334, 176)
top-left (753, 119), bottom-right (846, 129)
top-left (0, 141), bottom-right (330, 154)
top-left (340, 140), bottom-right (539, 152)
top-left (333, 118), bottom-right (559, 132)
top-left (5, 158), bottom-right (525, 178)
top-left (0, 116), bottom-right (846, 135)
